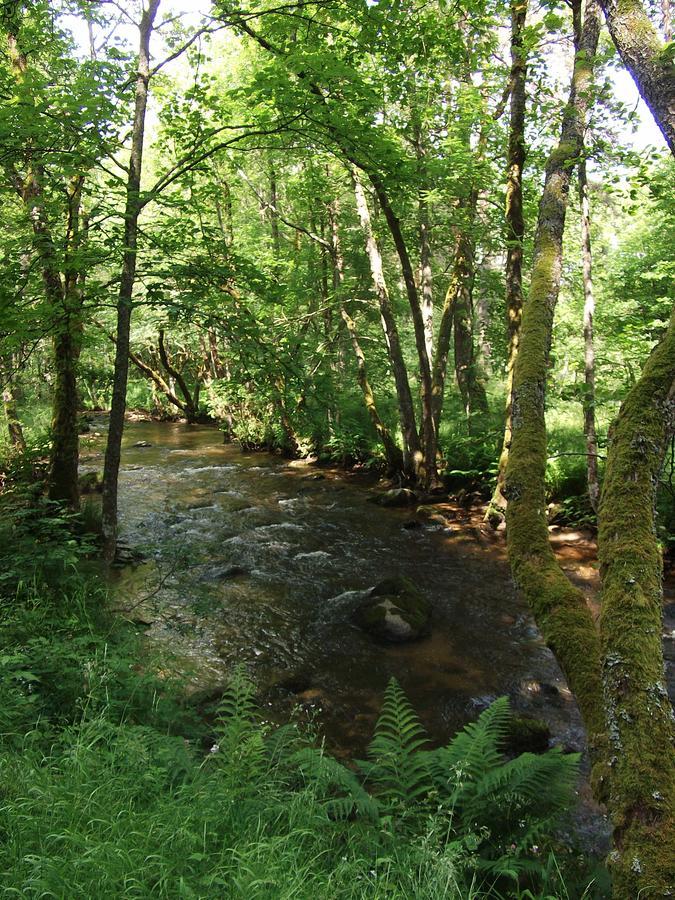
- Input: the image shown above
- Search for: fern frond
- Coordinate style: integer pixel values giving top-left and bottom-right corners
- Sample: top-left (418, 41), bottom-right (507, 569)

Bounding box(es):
top-left (436, 697), bottom-right (511, 784)
top-left (291, 746), bottom-right (379, 821)
top-left (212, 665), bottom-right (263, 772)
top-left (358, 678), bottom-right (433, 813)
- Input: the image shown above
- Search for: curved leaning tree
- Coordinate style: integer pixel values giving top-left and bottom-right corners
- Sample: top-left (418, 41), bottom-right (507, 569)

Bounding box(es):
top-left (504, 0), bottom-right (675, 895)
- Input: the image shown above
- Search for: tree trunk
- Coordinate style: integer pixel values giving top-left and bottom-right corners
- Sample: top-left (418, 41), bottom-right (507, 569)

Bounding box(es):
top-left (412, 110), bottom-right (434, 364)
top-left (598, 0), bottom-right (675, 155)
top-left (6, 33), bottom-right (81, 508)
top-left (368, 173), bottom-right (440, 488)
top-left (487, 0), bottom-right (528, 527)
top-left (579, 159), bottom-right (600, 512)
top-left (504, 0), bottom-right (608, 774)
top-left (340, 307), bottom-right (404, 475)
top-left (351, 169), bottom-right (420, 478)
top-left (102, 0), bottom-right (160, 562)
top-left (598, 305), bottom-right (675, 898)
top-left (452, 230), bottom-right (489, 426)
top-left (50, 321), bottom-right (81, 506)
top-left (157, 329), bottom-right (199, 422)
top-left (430, 272), bottom-right (456, 438)
top-left (50, 175), bottom-right (86, 508)
top-left (2, 358), bottom-right (26, 452)
top-left (330, 187), bottom-right (402, 474)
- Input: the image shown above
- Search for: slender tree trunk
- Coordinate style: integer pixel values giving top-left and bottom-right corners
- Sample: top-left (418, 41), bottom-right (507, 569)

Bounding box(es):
top-left (6, 33), bottom-right (81, 507)
top-left (368, 173), bottom-right (440, 488)
top-left (208, 331), bottom-right (225, 378)
top-left (50, 319), bottom-right (81, 506)
top-left (269, 162), bottom-right (281, 261)
top-left (452, 229), bottom-right (489, 426)
top-left (598, 0), bottom-right (675, 155)
top-left (504, 0), bottom-right (608, 774)
top-left (351, 170), bottom-right (420, 478)
top-left (102, 0), bottom-right (160, 562)
top-left (598, 306), bottom-right (675, 898)
top-left (431, 234), bottom-right (462, 435)
top-left (419, 198), bottom-right (433, 364)
top-left (340, 308), bottom-right (404, 475)
top-left (50, 175), bottom-right (86, 507)
top-left (487, 0), bottom-right (528, 527)
top-left (157, 330), bottom-right (199, 422)
top-left (329, 193), bottom-right (403, 475)
top-left (579, 159), bottom-right (600, 511)
top-left (412, 110), bottom-right (434, 364)
top-left (2, 358), bottom-right (26, 452)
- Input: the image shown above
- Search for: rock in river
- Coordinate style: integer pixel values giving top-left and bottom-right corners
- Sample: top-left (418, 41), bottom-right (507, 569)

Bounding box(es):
top-left (353, 576), bottom-right (431, 642)
top-left (370, 488), bottom-right (418, 508)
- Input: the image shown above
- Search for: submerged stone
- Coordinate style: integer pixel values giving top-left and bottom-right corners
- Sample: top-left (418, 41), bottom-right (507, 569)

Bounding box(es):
top-left (353, 576), bottom-right (431, 642)
top-left (370, 488), bottom-right (418, 508)
top-left (208, 565), bottom-right (250, 580)
top-left (288, 456), bottom-right (318, 468)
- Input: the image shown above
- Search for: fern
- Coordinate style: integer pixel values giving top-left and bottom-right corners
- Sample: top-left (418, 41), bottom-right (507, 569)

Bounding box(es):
top-left (426, 695), bottom-right (579, 880)
top-left (210, 673), bottom-right (580, 887)
top-left (211, 665), bottom-right (265, 779)
top-left (358, 679), bottom-right (580, 885)
top-left (429, 696), bottom-right (511, 788)
top-left (290, 746), bottom-right (379, 822)
top-left (356, 678), bottom-right (433, 814)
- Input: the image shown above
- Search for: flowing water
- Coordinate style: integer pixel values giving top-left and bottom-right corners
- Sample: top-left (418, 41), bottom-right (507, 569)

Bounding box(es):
top-left (83, 419), bottom-right (596, 766)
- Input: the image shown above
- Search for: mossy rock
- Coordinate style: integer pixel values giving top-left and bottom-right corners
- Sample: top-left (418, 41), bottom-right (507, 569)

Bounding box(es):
top-left (501, 716), bottom-right (551, 754)
top-left (78, 471), bottom-right (103, 494)
top-left (353, 576), bottom-right (431, 642)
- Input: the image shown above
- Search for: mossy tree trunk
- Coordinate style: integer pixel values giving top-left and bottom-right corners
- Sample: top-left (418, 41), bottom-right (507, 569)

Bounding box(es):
top-left (504, 0), bottom-right (608, 771)
top-left (598, 306), bottom-right (675, 898)
top-left (102, 0), bottom-right (160, 562)
top-left (598, 0), bottom-right (675, 155)
top-left (487, 0), bottom-right (528, 527)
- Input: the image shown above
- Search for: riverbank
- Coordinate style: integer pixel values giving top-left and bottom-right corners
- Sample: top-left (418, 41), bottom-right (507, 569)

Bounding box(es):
top-left (0, 417), bottom-right (623, 895)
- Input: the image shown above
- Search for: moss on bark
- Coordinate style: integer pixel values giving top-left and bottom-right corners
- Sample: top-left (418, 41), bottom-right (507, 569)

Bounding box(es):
top-left (505, 0), bottom-right (608, 782)
top-left (598, 308), bottom-right (675, 899)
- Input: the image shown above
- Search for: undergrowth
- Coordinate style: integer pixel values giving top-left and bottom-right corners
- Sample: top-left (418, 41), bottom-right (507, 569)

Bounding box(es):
top-left (0, 475), bottom-right (609, 898)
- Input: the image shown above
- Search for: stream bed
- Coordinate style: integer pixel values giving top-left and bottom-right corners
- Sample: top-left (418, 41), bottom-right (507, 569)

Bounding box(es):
top-left (83, 419), bottom-right (622, 849)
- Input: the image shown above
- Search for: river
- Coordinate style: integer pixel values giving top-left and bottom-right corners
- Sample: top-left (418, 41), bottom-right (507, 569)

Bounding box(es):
top-left (82, 418), bottom-right (604, 763)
